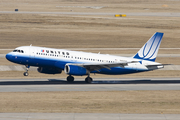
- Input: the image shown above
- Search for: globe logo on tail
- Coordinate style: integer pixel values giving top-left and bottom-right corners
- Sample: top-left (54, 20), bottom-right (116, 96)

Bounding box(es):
top-left (133, 32), bottom-right (164, 62)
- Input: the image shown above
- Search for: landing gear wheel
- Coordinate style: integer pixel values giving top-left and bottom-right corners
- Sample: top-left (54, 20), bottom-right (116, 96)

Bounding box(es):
top-left (85, 77), bottom-right (93, 83)
top-left (67, 75), bottom-right (74, 82)
top-left (23, 72), bottom-right (29, 76)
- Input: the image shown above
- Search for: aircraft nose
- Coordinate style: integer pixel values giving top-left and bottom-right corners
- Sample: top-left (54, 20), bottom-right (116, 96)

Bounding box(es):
top-left (6, 53), bottom-right (13, 61)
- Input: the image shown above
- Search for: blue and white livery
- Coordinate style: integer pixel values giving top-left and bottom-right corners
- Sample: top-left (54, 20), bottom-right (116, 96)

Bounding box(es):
top-left (6, 32), bottom-right (164, 83)
top-left (133, 32), bottom-right (163, 62)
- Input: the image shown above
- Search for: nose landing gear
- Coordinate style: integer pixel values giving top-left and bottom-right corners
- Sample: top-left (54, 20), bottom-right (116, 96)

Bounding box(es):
top-left (24, 65), bottom-right (30, 76)
top-left (23, 72), bottom-right (29, 76)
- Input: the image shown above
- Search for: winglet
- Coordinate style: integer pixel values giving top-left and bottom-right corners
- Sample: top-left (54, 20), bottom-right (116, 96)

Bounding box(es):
top-left (133, 32), bottom-right (164, 62)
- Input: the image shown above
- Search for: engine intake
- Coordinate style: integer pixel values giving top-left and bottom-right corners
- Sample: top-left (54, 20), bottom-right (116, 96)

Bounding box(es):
top-left (64, 64), bottom-right (88, 76)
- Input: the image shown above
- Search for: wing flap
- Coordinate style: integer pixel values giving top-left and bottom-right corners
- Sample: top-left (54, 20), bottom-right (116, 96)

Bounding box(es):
top-left (145, 64), bottom-right (172, 70)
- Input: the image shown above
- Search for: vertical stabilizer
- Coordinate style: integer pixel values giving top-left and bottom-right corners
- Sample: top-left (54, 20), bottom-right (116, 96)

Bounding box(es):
top-left (133, 32), bottom-right (164, 62)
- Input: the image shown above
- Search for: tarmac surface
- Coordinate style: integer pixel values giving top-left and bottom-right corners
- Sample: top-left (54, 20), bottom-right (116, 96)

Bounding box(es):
top-left (1, 78), bottom-right (180, 92)
top-left (1, 113), bottom-right (180, 120)
top-left (1, 11), bottom-right (180, 17)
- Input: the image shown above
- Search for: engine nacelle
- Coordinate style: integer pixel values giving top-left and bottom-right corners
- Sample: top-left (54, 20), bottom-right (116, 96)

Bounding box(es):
top-left (37, 67), bottom-right (62, 74)
top-left (64, 64), bottom-right (88, 76)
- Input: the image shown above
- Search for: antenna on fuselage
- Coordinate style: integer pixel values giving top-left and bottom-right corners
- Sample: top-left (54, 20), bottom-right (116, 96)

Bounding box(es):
top-left (98, 52), bottom-right (100, 54)
top-left (30, 44), bottom-right (32, 46)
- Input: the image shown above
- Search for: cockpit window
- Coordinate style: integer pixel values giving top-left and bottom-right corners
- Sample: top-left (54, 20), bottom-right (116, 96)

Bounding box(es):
top-left (13, 49), bottom-right (24, 53)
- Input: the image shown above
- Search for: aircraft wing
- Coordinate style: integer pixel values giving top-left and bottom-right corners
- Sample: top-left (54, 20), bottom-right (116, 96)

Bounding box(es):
top-left (69, 61), bottom-right (138, 72)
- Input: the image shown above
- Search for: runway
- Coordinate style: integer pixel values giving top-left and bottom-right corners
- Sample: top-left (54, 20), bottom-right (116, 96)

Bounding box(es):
top-left (1, 11), bottom-right (180, 17)
top-left (0, 78), bottom-right (180, 92)
top-left (1, 113), bottom-right (180, 120)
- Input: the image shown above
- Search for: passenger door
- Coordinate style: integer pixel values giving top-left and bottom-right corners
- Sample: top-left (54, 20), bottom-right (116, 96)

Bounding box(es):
top-left (29, 47), bottom-right (35, 59)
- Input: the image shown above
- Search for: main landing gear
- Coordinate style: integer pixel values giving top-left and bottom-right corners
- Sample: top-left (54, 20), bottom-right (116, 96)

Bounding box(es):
top-left (66, 75), bottom-right (93, 83)
top-left (24, 65), bottom-right (30, 76)
top-left (85, 76), bottom-right (93, 83)
top-left (67, 75), bottom-right (74, 82)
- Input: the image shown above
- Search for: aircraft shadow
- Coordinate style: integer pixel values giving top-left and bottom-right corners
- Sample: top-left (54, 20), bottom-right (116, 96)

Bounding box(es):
top-left (0, 79), bottom-right (180, 85)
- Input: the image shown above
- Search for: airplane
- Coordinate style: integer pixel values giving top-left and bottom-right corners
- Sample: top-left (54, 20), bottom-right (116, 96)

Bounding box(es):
top-left (6, 32), bottom-right (164, 83)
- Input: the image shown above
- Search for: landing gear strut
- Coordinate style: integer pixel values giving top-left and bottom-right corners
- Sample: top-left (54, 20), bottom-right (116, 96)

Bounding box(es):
top-left (24, 65), bottom-right (30, 76)
top-left (67, 75), bottom-right (74, 82)
top-left (85, 76), bottom-right (93, 83)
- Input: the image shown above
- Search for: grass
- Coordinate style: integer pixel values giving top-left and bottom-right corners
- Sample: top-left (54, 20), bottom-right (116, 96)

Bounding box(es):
top-left (0, 91), bottom-right (180, 113)
top-left (0, 14), bottom-right (180, 49)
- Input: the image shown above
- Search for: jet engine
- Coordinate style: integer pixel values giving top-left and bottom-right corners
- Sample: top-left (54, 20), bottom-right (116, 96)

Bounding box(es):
top-left (64, 64), bottom-right (88, 76)
top-left (37, 67), bottom-right (62, 74)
